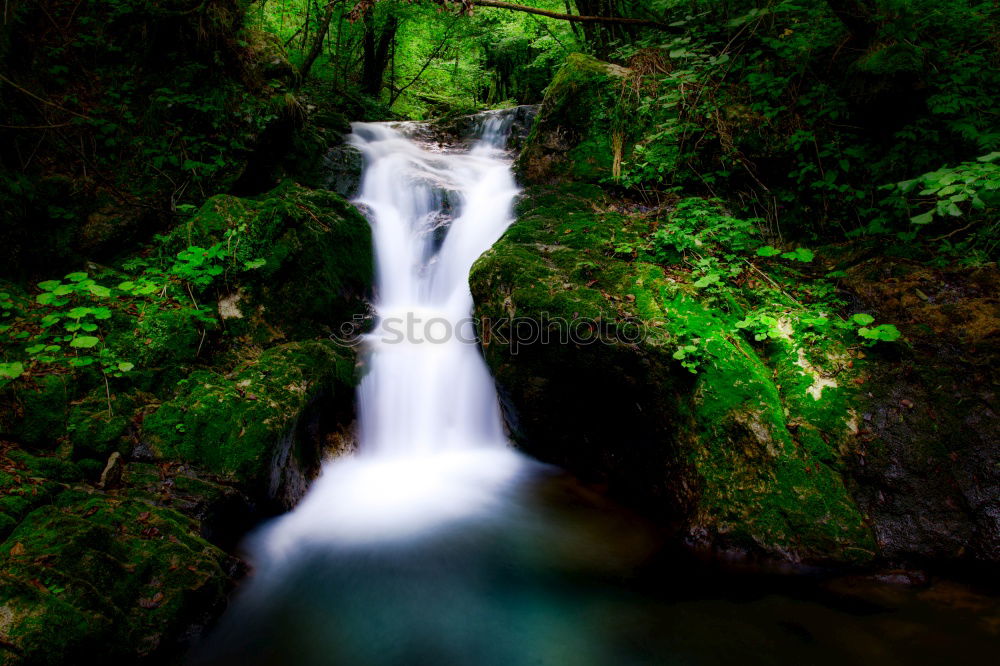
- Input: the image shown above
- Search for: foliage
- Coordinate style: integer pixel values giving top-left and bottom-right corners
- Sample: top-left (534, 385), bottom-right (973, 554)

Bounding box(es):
top-left (649, 198), bottom-right (901, 372)
top-left (889, 152), bottom-right (1000, 263)
top-left (599, 0), bottom-right (1000, 249)
top-left (0, 229), bottom-right (268, 390)
top-left (0, 0), bottom-right (295, 276)
top-left (252, 0), bottom-right (575, 118)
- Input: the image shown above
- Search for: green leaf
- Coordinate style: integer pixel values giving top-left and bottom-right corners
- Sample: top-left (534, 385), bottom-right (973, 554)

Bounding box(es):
top-left (859, 324), bottom-right (902, 342)
top-left (67, 306), bottom-right (92, 319)
top-left (88, 284), bottom-right (112, 298)
top-left (693, 273), bottom-right (721, 289)
top-left (0, 362), bottom-right (24, 380)
top-left (81, 323), bottom-right (98, 332)
top-left (851, 313), bottom-right (875, 326)
top-left (91, 307), bottom-right (112, 320)
top-left (68, 356), bottom-right (94, 367)
top-left (117, 361), bottom-right (135, 372)
top-left (910, 211), bottom-right (935, 225)
top-left (65, 272), bottom-right (88, 282)
top-left (25, 344), bottom-right (46, 354)
top-left (36, 292), bottom-right (61, 306)
top-left (243, 258), bottom-right (266, 270)
top-left (756, 246), bottom-right (782, 257)
top-left (37, 280), bottom-right (61, 292)
top-left (781, 248), bottom-right (814, 262)
top-left (69, 336), bottom-right (100, 349)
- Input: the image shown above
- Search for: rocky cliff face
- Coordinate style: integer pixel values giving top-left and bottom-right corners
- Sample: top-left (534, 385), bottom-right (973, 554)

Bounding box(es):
top-left (472, 53), bottom-right (999, 569)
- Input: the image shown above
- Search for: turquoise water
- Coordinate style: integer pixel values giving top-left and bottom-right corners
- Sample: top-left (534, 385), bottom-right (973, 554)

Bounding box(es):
top-left (195, 464), bottom-right (999, 665)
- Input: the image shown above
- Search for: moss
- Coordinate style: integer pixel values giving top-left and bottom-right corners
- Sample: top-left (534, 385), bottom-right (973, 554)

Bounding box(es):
top-left (66, 389), bottom-right (149, 465)
top-left (173, 181), bottom-right (373, 341)
top-left (0, 374), bottom-right (73, 448)
top-left (105, 305), bottom-right (205, 380)
top-left (0, 493), bottom-right (232, 663)
top-left (472, 183), bottom-right (875, 563)
top-left (517, 54), bottom-right (631, 184)
top-left (140, 340), bottom-right (355, 495)
top-left (0, 447), bottom-right (81, 541)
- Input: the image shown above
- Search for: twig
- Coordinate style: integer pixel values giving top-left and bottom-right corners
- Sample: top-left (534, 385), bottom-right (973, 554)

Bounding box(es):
top-left (930, 221), bottom-right (975, 242)
top-left (0, 73), bottom-right (90, 119)
top-left (103, 371), bottom-right (112, 418)
top-left (743, 258), bottom-right (801, 307)
top-left (0, 122), bottom-right (73, 129)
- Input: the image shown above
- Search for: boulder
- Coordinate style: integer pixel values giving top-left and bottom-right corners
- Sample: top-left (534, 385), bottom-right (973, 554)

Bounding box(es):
top-left (843, 257), bottom-right (1000, 564)
top-left (139, 341), bottom-right (356, 506)
top-left (516, 54), bottom-right (631, 184)
top-left (171, 181), bottom-right (372, 342)
top-left (471, 184), bottom-right (875, 564)
top-left (0, 493), bottom-right (236, 664)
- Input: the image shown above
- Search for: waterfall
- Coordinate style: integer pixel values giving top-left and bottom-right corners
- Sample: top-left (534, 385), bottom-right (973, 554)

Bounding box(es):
top-left (249, 113), bottom-right (527, 559)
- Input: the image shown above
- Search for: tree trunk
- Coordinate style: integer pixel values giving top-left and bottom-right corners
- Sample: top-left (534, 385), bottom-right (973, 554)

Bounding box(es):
top-left (361, 12), bottom-right (398, 96)
top-left (299, 1), bottom-right (341, 83)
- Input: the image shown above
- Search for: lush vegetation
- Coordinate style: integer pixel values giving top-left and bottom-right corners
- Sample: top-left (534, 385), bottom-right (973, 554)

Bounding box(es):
top-left (0, 0), bottom-right (997, 662)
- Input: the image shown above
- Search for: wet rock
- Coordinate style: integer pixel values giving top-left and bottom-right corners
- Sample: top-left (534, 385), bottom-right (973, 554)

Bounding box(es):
top-left (429, 105), bottom-right (539, 151)
top-left (471, 184), bottom-right (875, 565)
top-left (320, 144), bottom-right (363, 198)
top-left (843, 257), bottom-right (1000, 565)
top-left (0, 493), bottom-right (236, 663)
top-left (139, 341), bottom-right (356, 506)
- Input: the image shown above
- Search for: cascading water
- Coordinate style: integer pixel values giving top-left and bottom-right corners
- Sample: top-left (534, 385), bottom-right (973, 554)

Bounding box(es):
top-left (353, 115), bottom-right (517, 456)
top-left (194, 111), bottom-right (993, 666)
top-left (251, 113), bottom-right (530, 558)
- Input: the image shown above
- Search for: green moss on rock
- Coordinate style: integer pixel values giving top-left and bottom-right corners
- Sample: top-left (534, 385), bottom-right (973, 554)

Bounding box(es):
top-left (140, 340), bottom-right (355, 498)
top-left (174, 180), bottom-right (372, 341)
top-left (0, 494), bottom-right (233, 664)
top-left (0, 374), bottom-right (73, 448)
top-left (517, 54), bottom-right (632, 184)
top-left (471, 184), bottom-right (875, 563)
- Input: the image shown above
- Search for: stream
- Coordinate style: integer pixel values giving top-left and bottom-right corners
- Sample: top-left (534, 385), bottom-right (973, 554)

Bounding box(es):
top-left (193, 111), bottom-right (998, 666)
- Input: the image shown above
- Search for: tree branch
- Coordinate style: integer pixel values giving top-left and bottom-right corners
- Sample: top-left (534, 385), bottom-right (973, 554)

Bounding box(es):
top-left (467, 0), bottom-right (665, 28)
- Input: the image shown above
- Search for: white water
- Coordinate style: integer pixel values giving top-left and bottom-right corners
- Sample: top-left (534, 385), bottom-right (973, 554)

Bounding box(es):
top-left (254, 113), bottom-right (526, 561)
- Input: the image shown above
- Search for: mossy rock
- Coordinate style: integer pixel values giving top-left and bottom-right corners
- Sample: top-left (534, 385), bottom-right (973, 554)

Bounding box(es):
top-left (0, 447), bottom-right (80, 543)
top-left (516, 53), bottom-right (631, 185)
top-left (0, 493), bottom-right (234, 664)
top-left (118, 461), bottom-right (255, 551)
top-left (103, 305), bottom-right (207, 388)
top-left (0, 374), bottom-right (74, 449)
top-left (172, 180), bottom-right (372, 341)
top-left (470, 184), bottom-right (874, 564)
top-left (841, 257), bottom-right (1000, 564)
top-left (140, 340), bottom-right (356, 503)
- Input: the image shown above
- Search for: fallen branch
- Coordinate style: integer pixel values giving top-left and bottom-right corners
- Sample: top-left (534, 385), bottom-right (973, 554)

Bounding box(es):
top-left (467, 0), bottom-right (666, 28)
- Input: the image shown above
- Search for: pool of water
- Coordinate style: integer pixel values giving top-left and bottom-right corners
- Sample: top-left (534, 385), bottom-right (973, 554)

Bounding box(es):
top-left (194, 462), bottom-right (1000, 665)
